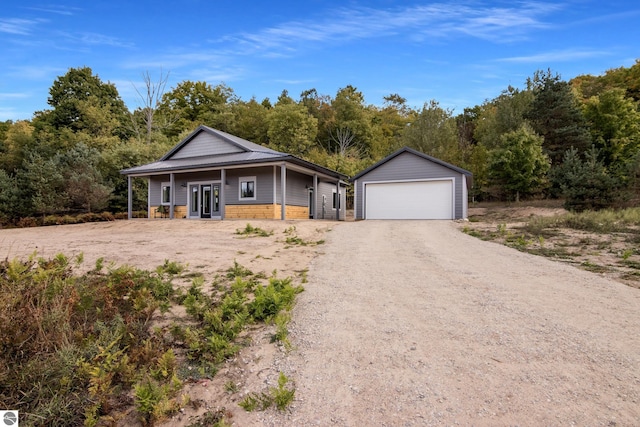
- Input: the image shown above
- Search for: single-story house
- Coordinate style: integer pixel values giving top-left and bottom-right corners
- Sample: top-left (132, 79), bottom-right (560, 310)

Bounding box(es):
top-left (120, 125), bottom-right (348, 220)
top-left (351, 147), bottom-right (472, 220)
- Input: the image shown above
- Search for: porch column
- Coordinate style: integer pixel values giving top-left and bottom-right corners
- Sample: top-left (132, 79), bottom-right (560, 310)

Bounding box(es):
top-left (312, 174), bottom-right (318, 219)
top-left (281, 163), bottom-right (287, 220)
top-left (220, 169), bottom-right (226, 219)
top-left (169, 173), bottom-right (175, 219)
top-left (127, 175), bottom-right (132, 219)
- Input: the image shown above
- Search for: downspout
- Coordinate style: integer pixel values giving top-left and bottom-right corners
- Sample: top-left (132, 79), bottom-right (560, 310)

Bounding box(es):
top-left (169, 173), bottom-right (175, 219)
top-left (281, 163), bottom-right (287, 220)
top-left (353, 179), bottom-right (358, 220)
top-left (127, 175), bottom-right (132, 219)
top-left (313, 174), bottom-right (318, 219)
top-left (336, 180), bottom-right (340, 221)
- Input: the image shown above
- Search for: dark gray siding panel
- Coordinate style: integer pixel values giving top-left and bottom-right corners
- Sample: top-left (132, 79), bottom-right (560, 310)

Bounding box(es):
top-left (170, 133), bottom-right (244, 159)
top-left (225, 167), bottom-right (274, 204)
top-left (355, 152), bottom-right (466, 219)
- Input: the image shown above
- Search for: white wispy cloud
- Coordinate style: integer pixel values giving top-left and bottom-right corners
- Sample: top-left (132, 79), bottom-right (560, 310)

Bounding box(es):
top-left (221, 1), bottom-right (561, 56)
top-left (27, 5), bottom-right (80, 16)
top-left (498, 48), bottom-right (610, 63)
top-left (0, 18), bottom-right (43, 35)
top-left (54, 31), bottom-right (134, 49)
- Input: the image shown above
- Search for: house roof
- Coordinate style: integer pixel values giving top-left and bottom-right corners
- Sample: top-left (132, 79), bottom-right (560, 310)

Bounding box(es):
top-left (351, 146), bottom-right (473, 181)
top-left (120, 125), bottom-right (347, 180)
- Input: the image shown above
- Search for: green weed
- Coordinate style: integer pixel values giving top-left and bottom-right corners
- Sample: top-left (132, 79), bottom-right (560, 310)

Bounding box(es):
top-left (236, 223), bottom-right (273, 237)
top-left (239, 372), bottom-right (295, 412)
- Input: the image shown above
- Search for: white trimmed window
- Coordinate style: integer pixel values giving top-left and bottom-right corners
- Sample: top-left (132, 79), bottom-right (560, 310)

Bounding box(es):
top-left (332, 190), bottom-right (341, 209)
top-left (239, 176), bottom-right (256, 200)
top-left (161, 182), bottom-right (171, 205)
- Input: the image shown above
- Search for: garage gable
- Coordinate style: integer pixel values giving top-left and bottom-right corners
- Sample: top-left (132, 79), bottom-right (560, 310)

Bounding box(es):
top-left (352, 147), bottom-right (472, 220)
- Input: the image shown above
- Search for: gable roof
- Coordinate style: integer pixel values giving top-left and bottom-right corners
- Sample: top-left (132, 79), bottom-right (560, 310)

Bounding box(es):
top-left (160, 125), bottom-right (282, 160)
top-left (120, 125), bottom-right (347, 180)
top-left (351, 146), bottom-right (472, 181)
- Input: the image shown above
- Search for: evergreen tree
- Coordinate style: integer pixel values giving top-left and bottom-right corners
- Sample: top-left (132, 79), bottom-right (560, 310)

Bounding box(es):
top-left (526, 70), bottom-right (592, 164)
top-left (553, 146), bottom-right (621, 211)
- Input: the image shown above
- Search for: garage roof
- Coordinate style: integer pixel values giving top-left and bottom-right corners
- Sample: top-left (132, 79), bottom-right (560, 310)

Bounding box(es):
top-left (351, 146), bottom-right (472, 182)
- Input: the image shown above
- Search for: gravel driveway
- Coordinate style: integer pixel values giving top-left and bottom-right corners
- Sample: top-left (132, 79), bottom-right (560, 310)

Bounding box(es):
top-left (265, 220), bottom-right (640, 426)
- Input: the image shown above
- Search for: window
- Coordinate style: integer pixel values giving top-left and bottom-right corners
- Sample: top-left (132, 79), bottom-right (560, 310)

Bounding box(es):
top-left (161, 182), bottom-right (170, 205)
top-left (239, 176), bottom-right (256, 200)
top-left (332, 190), bottom-right (341, 209)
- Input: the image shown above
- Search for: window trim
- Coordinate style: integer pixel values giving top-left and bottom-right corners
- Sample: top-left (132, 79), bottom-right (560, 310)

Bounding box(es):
top-left (239, 176), bottom-right (257, 200)
top-left (161, 182), bottom-right (171, 205)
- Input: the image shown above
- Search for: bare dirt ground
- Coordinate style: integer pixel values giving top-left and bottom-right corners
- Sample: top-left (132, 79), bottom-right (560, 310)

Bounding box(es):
top-left (2, 218), bottom-right (640, 426)
top-left (462, 203), bottom-right (640, 289)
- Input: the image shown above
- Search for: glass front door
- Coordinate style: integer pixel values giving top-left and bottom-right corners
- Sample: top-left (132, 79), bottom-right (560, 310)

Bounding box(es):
top-left (201, 185), bottom-right (212, 218)
top-left (189, 182), bottom-right (221, 219)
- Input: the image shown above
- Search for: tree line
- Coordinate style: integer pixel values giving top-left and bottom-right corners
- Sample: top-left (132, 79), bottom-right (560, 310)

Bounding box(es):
top-left (1, 61), bottom-right (639, 223)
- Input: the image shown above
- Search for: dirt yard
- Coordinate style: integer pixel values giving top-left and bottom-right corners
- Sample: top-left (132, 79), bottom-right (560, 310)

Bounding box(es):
top-left (2, 218), bottom-right (640, 425)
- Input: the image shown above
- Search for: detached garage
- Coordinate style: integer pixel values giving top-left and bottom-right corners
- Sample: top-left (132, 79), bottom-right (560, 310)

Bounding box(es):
top-left (352, 147), bottom-right (472, 220)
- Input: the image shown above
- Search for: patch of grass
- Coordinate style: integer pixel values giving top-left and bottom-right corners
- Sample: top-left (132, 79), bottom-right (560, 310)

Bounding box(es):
top-left (580, 260), bottom-right (611, 273)
top-left (224, 381), bottom-right (238, 394)
top-left (524, 207), bottom-right (640, 234)
top-left (620, 259), bottom-right (640, 270)
top-left (235, 223), bottom-right (273, 237)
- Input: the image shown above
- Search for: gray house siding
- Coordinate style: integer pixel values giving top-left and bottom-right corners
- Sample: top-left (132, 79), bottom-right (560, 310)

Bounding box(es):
top-left (225, 167), bottom-right (274, 205)
top-left (355, 151), bottom-right (466, 219)
top-left (316, 180), bottom-right (345, 220)
top-left (274, 169), bottom-right (311, 206)
top-left (170, 133), bottom-right (243, 159)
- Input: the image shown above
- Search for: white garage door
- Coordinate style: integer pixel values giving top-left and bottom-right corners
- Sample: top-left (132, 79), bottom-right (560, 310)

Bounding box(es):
top-left (365, 180), bottom-right (453, 220)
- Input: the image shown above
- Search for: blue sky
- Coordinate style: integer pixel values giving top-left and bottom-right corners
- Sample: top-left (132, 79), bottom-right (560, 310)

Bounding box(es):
top-left (1, 0), bottom-right (639, 121)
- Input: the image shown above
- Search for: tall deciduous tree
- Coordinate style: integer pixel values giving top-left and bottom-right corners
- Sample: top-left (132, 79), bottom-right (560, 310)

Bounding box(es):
top-left (487, 124), bottom-right (550, 201)
top-left (474, 86), bottom-right (532, 150)
top-left (331, 86), bottom-right (372, 155)
top-left (230, 98), bottom-right (269, 145)
top-left (583, 88), bottom-right (640, 167)
top-left (266, 103), bottom-right (318, 157)
top-left (35, 67), bottom-right (129, 141)
top-left (131, 69), bottom-right (173, 143)
top-left (401, 100), bottom-right (460, 164)
top-left (159, 81), bottom-right (235, 137)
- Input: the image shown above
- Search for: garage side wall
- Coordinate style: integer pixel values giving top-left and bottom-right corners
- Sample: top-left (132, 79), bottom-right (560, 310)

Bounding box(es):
top-left (354, 152), bottom-right (466, 219)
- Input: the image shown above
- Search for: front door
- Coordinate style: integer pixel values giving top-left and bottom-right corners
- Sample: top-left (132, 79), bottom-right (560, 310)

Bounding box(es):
top-left (201, 185), bottom-right (212, 218)
top-left (189, 182), bottom-right (221, 219)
